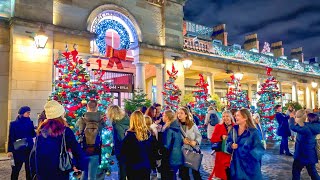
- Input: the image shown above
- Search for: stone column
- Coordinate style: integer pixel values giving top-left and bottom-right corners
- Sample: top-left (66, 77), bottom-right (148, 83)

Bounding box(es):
top-left (278, 82), bottom-right (283, 105)
top-left (256, 79), bottom-right (262, 100)
top-left (206, 73), bottom-right (215, 96)
top-left (305, 86), bottom-right (311, 109)
top-left (311, 89), bottom-right (315, 109)
top-left (247, 83), bottom-right (252, 102)
top-left (318, 88), bottom-right (320, 108)
top-left (292, 82), bottom-right (298, 102)
top-left (134, 62), bottom-right (146, 93)
top-left (155, 64), bottom-right (165, 104)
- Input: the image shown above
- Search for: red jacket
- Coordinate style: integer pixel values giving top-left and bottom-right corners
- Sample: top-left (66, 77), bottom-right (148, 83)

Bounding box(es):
top-left (209, 123), bottom-right (234, 180)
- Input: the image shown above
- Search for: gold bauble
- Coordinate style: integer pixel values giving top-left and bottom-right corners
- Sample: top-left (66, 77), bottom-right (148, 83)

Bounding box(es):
top-left (81, 100), bottom-right (87, 105)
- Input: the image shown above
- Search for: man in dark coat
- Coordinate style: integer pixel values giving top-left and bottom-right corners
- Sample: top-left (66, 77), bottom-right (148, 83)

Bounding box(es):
top-left (290, 113), bottom-right (320, 179)
top-left (275, 105), bottom-right (293, 156)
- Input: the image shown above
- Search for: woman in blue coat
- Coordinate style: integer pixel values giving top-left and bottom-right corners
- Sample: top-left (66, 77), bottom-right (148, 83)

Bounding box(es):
top-left (289, 111), bottom-right (320, 180)
top-left (227, 109), bottom-right (265, 180)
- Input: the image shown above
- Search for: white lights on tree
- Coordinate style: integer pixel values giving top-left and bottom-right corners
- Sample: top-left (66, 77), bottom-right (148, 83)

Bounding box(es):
top-left (261, 42), bottom-right (271, 54)
top-left (312, 82), bottom-right (318, 88)
top-left (234, 72), bottom-right (244, 80)
top-left (34, 25), bottom-right (48, 48)
top-left (182, 59), bottom-right (192, 69)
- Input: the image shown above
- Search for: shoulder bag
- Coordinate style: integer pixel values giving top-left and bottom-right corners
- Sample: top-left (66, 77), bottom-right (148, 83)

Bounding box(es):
top-left (59, 129), bottom-right (72, 171)
top-left (180, 126), bottom-right (203, 171)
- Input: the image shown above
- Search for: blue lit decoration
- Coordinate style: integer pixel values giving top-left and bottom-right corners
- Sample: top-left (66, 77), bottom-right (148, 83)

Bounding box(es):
top-left (95, 19), bottom-right (130, 55)
top-left (0, 0), bottom-right (14, 18)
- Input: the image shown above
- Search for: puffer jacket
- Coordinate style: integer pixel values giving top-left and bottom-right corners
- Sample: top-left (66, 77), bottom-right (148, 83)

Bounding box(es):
top-left (162, 120), bottom-right (184, 168)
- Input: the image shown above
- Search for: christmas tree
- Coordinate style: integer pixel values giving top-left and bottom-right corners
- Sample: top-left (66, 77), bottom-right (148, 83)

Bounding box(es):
top-left (124, 89), bottom-right (152, 115)
top-left (51, 45), bottom-right (114, 177)
top-left (193, 74), bottom-right (210, 138)
top-left (226, 75), bottom-right (249, 110)
top-left (261, 42), bottom-right (271, 54)
top-left (257, 67), bottom-right (283, 140)
top-left (162, 63), bottom-right (181, 111)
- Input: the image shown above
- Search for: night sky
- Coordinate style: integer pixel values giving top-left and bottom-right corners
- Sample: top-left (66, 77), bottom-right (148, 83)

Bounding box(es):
top-left (184, 0), bottom-right (320, 60)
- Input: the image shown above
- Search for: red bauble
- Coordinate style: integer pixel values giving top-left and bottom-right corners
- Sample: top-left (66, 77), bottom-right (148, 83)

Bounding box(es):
top-left (79, 59), bottom-right (83, 64)
top-left (73, 76), bottom-right (78, 80)
top-left (86, 62), bottom-right (90, 67)
top-left (59, 77), bottom-right (62, 81)
top-left (81, 94), bottom-right (86, 99)
top-left (61, 91), bottom-right (66, 97)
top-left (64, 100), bottom-right (69, 104)
top-left (53, 96), bottom-right (58, 100)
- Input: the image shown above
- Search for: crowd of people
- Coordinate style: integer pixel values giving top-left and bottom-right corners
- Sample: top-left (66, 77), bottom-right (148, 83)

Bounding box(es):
top-left (6, 100), bottom-right (320, 180)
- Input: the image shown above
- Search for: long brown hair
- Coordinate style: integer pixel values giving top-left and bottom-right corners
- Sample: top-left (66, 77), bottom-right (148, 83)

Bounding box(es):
top-left (145, 106), bottom-right (156, 119)
top-left (238, 109), bottom-right (256, 129)
top-left (178, 107), bottom-right (194, 129)
top-left (37, 116), bottom-right (68, 137)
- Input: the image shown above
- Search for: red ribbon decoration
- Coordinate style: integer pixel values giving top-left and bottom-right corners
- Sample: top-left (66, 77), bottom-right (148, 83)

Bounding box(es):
top-left (266, 67), bottom-right (272, 76)
top-left (96, 59), bottom-right (102, 70)
top-left (106, 46), bottom-right (126, 69)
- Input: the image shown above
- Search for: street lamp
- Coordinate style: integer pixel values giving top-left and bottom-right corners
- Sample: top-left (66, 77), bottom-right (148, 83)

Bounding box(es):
top-left (34, 25), bottom-right (48, 48)
top-left (234, 72), bottom-right (244, 81)
top-left (182, 59), bottom-right (192, 69)
top-left (312, 82), bottom-right (318, 88)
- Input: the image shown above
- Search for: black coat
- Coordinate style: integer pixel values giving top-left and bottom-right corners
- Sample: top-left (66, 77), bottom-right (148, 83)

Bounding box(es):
top-left (8, 116), bottom-right (36, 160)
top-left (120, 131), bottom-right (152, 171)
top-left (276, 112), bottom-right (291, 137)
top-left (112, 115), bottom-right (130, 158)
top-left (290, 118), bottom-right (320, 165)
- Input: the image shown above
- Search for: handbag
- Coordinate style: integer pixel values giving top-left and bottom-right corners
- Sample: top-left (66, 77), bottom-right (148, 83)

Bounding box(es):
top-left (59, 129), bottom-right (72, 171)
top-left (180, 126), bottom-right (203, 171)
top-left (211, 142), bottom-right (222, 151)
top-left (13, 138), bottom-right (28, 151)
top-left (226, 128), bottom-right (237, 180)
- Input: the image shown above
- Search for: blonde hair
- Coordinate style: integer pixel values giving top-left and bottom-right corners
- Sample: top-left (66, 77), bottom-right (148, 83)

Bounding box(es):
top-left (107, 105), bottom-right (125, 122)
top-left (295, 109), bottom-right (306, 125)
top-left (144, 115), bottom-right (153, 127)
top-left (222, 110), bottom-right (235, 123)
top-left (129, 111), bottom-right (149, 141)
top-left (238, 109), bottom-right (256, 129)
top-left (178, 107), bottom-right (194, 129)
top-left (164, 110), bottom-right (175, 127)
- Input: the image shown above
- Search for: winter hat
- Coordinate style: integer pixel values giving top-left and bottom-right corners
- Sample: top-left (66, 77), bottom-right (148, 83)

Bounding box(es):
top-left (18, 106), bottom-right (31, 115)
top-left (44, 100), bottom-right (65, 119)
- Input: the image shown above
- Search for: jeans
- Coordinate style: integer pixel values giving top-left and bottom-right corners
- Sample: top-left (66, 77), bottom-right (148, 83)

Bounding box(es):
top-left (280, 136), bottom-right (290, 154)
top-left (179, 166), bottom-right (202, 180)
top-left (81, 155), bottom-right (99, 180)
top-left (292, 159), bottom-right (320, 180)
top-left (11, 151), bottom-right (31, 180)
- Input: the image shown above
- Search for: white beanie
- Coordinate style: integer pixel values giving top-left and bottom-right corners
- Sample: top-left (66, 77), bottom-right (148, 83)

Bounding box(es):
top-left (44, 100), bottom-right (65, 119)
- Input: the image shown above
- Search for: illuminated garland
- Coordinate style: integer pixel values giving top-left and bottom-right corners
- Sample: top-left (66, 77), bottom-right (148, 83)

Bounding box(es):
top-left (95, 19), bottom-right (130, 55)
top-left (210, 43), bottom-right (320, 75)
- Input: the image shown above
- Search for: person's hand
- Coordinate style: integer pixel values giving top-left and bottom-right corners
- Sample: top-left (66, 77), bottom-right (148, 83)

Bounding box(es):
top-left (222, 135), bottom-right (228, 140)
top-left (155, 119), bottom-right (161, 125)
top-left (231, 143), bottom-right (238, 149)
top-left (7, 152), bottom-right (13, 158)
top-left (189, 140), bottom-right (197, 147)
top-left (183, 138), bottom-right (190, 145)
top-left (73, 166), bottom-right (79, 172)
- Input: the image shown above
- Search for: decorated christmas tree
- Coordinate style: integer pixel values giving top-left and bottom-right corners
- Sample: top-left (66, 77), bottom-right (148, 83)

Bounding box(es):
top-left (193, 74), bottom-right (210, 138)
top-left (50, 45), bottom-right (114, 177)
top-left (257, 67), bottom-right (283, 140)
top-left (162, 63), bottom-right (181, 111)
top-left (226, 75), bottom-right (249, 110)
top-left (261, 42), bottom-right (271, 54)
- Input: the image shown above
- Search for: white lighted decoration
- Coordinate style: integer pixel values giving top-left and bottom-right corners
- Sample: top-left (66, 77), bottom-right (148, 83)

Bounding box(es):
top-left (312, 82), bottom-right (318, 88)
top-left (234, 72), bottom-right (244, 80)
top-left (34, 25), bottom-right (48, 49)
top-left (182, 59), bottom-right (192, 69)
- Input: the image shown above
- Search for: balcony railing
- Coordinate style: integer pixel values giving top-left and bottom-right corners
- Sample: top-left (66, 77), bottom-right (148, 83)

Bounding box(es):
top-left (183, 36), bottom-right (320, 76)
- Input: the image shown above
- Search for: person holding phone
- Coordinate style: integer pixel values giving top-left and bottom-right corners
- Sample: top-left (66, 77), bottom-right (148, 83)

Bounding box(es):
top-left (286, 105), bottom-right (296, 141)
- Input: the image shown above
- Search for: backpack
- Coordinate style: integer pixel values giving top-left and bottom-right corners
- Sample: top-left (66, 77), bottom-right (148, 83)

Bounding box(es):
top-left (315, 134), bottom-right (320, 159)
top-left (209, 113), bottom-right (219, 126)
top-left (81, 117), bottom-right (103, 155)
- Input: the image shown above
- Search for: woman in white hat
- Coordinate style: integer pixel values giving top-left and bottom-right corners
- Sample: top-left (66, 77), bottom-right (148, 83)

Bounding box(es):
top-left (30, 100), bottom-right (88, 180)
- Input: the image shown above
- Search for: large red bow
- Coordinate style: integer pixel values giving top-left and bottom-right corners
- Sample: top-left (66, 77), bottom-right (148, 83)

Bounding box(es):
top-left (106, 46), bottom-right (126, 69)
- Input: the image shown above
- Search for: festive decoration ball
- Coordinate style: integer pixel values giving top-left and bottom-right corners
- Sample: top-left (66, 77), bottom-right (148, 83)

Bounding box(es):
top-left (79, 59), bottom-right (83, 64)
top-left (73, 76), bottom-right (78, 80)
top-left (110, 160), bottom-right (115, 165)
top-left (68, 82), bottom-right (73, 86)
top-left (86, 62), bottom-right (90, 67)
top-left (53, 96), bottom-right (58, 101)
top-left (106, 170), bottom-right (111, 176)
top-left (81, 100), bottom-right (87, 105)
top-left (64, 100), bottom-right (69, 104)
top-left (81, 94), bottom-right (86, 99)
top-left (70, 126), bottom-right (74, 129)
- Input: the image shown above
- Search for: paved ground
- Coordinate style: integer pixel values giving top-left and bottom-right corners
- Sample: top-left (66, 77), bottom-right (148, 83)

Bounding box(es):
top-left (0, 141), bottom-right (319, 180)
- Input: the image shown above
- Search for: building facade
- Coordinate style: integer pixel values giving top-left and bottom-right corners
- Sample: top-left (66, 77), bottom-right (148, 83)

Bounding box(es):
top-left (0, 0), bottom-right (319, 151)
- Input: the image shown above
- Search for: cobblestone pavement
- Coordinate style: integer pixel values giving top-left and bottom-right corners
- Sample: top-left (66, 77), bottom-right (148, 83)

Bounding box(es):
top-left (0, 141), bottom-right (319, 180)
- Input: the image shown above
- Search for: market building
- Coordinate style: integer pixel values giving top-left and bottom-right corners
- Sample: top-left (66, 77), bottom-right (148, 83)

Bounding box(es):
top-left (0, 0), bottom-right (319, 151)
